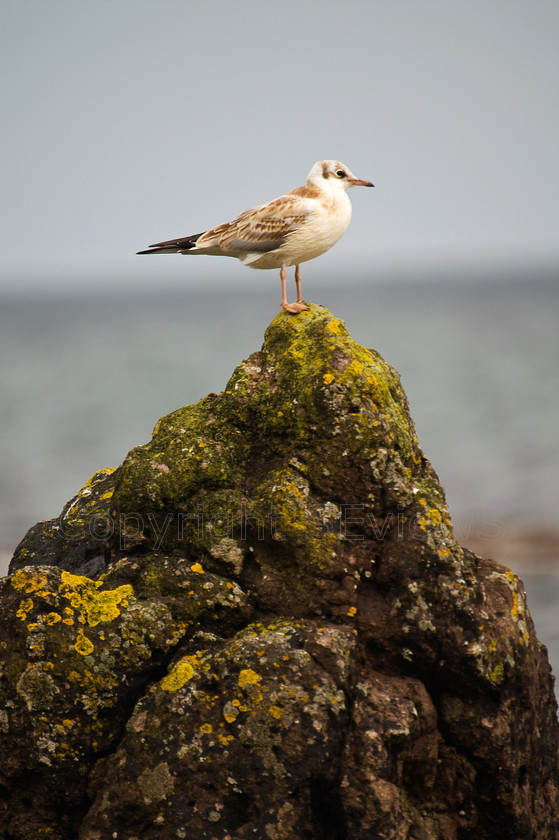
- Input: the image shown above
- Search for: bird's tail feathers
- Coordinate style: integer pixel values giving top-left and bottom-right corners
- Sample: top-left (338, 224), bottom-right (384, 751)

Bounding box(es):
top-left (137, 232), bottom-right (205, 255)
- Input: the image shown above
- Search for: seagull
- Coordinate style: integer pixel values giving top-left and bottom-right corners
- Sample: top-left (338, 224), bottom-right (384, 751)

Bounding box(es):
top-left (137, 160), bottom-right (374, 313)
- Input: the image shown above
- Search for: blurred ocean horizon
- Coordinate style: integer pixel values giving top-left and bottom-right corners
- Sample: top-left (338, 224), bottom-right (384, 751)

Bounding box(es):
top-left (1, 269), bottom-right (558, 685)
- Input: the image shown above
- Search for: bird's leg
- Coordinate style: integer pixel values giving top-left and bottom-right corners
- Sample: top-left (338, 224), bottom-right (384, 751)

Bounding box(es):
top-left (280, 265), bottom-right (308, 314)
top-left (295, 265), bottom-right (309, 312)
top-left (295, 265), bottom-right (303, 302)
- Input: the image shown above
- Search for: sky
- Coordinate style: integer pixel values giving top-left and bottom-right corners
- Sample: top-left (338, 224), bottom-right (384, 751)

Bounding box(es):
top-left (1, 0), bottom-right (559, 294)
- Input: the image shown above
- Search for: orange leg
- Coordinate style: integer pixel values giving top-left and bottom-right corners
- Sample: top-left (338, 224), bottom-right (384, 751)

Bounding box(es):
top-left (295, 265), bottom-right (304, 302)
top-left (280, 265), bottom-right (309, 314)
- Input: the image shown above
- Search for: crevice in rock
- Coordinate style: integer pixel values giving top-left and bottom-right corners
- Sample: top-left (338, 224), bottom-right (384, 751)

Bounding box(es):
top-left (310, 775), bottom-right (348, 840)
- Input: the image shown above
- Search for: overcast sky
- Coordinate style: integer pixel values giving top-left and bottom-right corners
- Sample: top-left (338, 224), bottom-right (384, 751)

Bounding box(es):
top-left (2, 0), bottom-right (558, 294)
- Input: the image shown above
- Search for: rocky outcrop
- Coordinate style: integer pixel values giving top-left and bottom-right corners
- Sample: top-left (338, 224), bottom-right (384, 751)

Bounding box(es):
top-left (2, 304), bottom-right (558, 839)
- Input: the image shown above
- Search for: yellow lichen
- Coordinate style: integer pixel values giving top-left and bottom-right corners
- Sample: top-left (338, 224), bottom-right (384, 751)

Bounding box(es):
top-left (238, 668), bottom-right (261, 688)
top-left (347, 606), bottom-right (357, 618)
top-left (284, 482), bottom-right (304, 499)
top-left (489, 663), bottom-right (505, 684)
top-left (45, 612), bottom-right (62, 625)
top-left (161, 655), bottom-right (199, 691)
top-left (16, 597), bottom-right (34, 620)
top-left (11, 570), bottom-right (30, 590)
top-left (326, 319), bottom-right (341, 335)
top-left (85, 589), bottom-right (132, 625)
top-left (83, 468), bottom-right (115, 489)
top-left (190, 562), bottom-right (204, 574)
top-left (59, 571), bottom-right (133, 627)
top-left (200, 723), bottom-right (213, 734)
top-left (346, 360), bottom-right (365, 376)
top-left (74, 631), bottom-right (94, 656)
top-left (268, 705), bottom-right (283, 719)
top-left (11, 569), bottom-right (49, 595)
top-left (323, 373), bottom-right (335, 385)
top-left (511, 591), bottom-right (519, 620)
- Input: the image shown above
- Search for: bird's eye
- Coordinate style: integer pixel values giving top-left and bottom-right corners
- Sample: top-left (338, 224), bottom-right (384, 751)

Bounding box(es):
top-left (336, 169), bottom-right (346, 178)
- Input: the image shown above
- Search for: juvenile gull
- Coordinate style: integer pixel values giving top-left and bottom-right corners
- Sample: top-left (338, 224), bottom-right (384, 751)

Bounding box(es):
top-left (137, 160), bottom-right (374, 313)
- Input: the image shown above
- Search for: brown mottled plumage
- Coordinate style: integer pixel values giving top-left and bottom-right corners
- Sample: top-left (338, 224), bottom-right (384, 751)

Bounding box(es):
top-left (138, 160), bottom-right (373, 313)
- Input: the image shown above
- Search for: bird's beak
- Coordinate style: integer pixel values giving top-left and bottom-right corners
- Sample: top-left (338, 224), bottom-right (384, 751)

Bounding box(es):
top-left (350, 178), bottom-right (375, 187)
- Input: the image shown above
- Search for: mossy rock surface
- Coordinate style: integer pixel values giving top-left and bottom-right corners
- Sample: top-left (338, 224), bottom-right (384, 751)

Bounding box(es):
top-left (82, 620), bottom-right (355, 838)
top-left (10, 468), bottom-right (116, 576)
top-left (0, 556), bottom-right (249, 837)
top-left (2, 303), bottom-right (558, 839)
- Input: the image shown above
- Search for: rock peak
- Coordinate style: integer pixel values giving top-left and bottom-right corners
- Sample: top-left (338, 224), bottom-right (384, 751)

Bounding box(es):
top-left (3, 303), bottom-right (559, 838)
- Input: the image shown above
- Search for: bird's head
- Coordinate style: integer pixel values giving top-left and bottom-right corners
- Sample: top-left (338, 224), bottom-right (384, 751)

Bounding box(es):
top-left (307, 160), bottom-right (374, 191)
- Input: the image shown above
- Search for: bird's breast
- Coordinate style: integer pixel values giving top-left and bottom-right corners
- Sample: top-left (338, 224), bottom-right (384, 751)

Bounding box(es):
top-left (243, 192), bottom-right (352, 270)
top-left (287, 194), bottom-right (352, 261)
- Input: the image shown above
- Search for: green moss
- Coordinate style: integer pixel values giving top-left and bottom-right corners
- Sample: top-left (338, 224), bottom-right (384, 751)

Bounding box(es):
top-left (251, 307), bottom-right (415, 458)
top-left (109, 304), bottom-right (431, 565)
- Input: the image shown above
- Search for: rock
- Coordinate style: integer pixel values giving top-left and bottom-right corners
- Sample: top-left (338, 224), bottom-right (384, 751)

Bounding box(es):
top-left (0, 557), bottom-right (249, 838)
top-left (2, 303), bottom-right (558, 839)
top-left (10, 467), bottom-right (116, 575)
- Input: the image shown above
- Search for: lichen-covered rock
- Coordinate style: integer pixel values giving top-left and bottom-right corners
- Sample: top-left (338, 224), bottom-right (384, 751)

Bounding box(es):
top-left (2, 303), bottom-right (558, 839)
top-left (0, 558), bottom-right (249, 838)
top-left (81, 621), bottom-right (354, 839)
top-left (10, 468), bottom-right (116, 576)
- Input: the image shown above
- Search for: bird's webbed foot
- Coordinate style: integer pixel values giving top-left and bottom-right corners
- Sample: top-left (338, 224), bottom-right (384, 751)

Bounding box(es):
top-left (281, 300), bottom-right (310, 314)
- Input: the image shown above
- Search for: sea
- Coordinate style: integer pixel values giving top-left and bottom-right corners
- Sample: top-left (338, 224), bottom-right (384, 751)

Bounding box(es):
top-left (1, 270), bottom-right (558, 691)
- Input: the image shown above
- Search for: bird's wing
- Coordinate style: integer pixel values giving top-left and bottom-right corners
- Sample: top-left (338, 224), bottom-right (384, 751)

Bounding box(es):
top-left (198, 194), bottom-right (313, 254)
